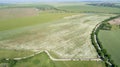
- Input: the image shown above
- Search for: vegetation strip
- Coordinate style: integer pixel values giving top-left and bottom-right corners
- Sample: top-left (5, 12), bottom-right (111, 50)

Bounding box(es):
top-left (0, 50), bottom-right (102, 67)
top-left (1, 50), bottom-right (101, 62)
top-left (91, 15), bottom-right (120, 67)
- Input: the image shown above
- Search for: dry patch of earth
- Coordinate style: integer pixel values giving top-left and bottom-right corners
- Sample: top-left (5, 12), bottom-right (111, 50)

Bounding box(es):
top-left (109, 17), bottom-right (120, 25)
top-left (0, 8), bottom-right (39, 19)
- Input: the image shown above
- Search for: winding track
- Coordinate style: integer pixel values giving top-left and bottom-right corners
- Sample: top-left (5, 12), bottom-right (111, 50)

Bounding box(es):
top-left (94, 23), bottom-right (102, 50)
top-left (12, 50), bottom-right (101, 61)
top-left (93, 23), bottom-right (112, 66)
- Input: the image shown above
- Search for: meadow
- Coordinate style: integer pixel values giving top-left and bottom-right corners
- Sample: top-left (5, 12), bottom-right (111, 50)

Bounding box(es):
top-left (98, 29), bottom-right (120, 66)
top-left (0, 12), bottom-right (112, 59)
top-left (0, 3), bottom-right (117, 67)
top-left (0, 49), bottom-right (34, 59)
top-left (0, 8), bottom-right (77, 59)
top-left (0, 9), bottom-right (75, 31)
top-left (56, 3), bottom-right (120, 14)
top-left (14, 52), bottom-right (106, 67)
top-left (1, 3), bottom-right (120, 14)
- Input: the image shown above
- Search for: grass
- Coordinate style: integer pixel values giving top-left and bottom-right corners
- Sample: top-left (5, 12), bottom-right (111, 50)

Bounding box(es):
top-left (0, 3), bottom-right (54, 9)
top-left (14, 52), bottom-right (55, 67)
top-left (1, 3), bottom-right (120, 14)
top-left (0, 49), bottom-right (34, 59)
top-left (98, 29), bottom-right (120, 66)
top-left (54, 61), bottom-right (105, 67)
top-left (0, 10), bottom-right (75, 59)
top-left (0, 4), bottom-right (116, 67)
top-left (111, 25), bottom-right (120, 30)
top-left (0, 12), bottom-right (75, 31)
top-left (14, 52), bottom-right (106, 67)
top-left (0, 13), bottom-right (112, 59)
top-left (58, 5), bottom-right (120, 14)
top-left (0, 63), bottom-right (9, 67)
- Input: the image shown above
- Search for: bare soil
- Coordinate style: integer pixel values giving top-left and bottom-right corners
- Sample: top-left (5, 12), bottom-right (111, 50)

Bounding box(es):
top-left (0, 8), bottom-right (39, 19)
top-left (109, 17), bottom-right (120, 25)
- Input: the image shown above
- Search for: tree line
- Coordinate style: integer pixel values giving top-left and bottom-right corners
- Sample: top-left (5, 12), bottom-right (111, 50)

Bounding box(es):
top-left (91, 15), bottom-right (120, 67)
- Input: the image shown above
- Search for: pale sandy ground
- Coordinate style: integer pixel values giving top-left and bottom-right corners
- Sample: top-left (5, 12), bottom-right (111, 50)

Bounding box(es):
top-left (0, 8), bottom-right (39, 19)
top-left (0, 14), bottom-right (112, 59)
top-left (109, 17), bottom-right (120, 25)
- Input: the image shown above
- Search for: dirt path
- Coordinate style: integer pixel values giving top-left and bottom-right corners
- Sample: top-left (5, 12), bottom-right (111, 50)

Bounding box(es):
top-left (94, 23), bottom-right (102, 50)
top-left (11, 50), bottom-right (101, 61)
top-left (93, 23), bottom-right (112, 66)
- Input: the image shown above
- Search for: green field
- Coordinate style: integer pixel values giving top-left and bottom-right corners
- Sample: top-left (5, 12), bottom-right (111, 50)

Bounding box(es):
top-left (0, 8), bottom-right (76, 60)
top-left (0, 12), bottom-right (75, 31)
top-left (0, 3), bottom-right (118, 67)
top-left (14, 52), bottom-right (105, 67)
top-left (57, 3), bottom-right (120, 14)
top-left (0, 13), bottom-right (112, 59)
top-left (0, 49), bottom-right (34, 59)
top-left (1, 3), bottom-right (120, 14)
top-left (54, 61), bottom-right (105, 67)
top-left (98, 30), bottom-right (120, 66)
